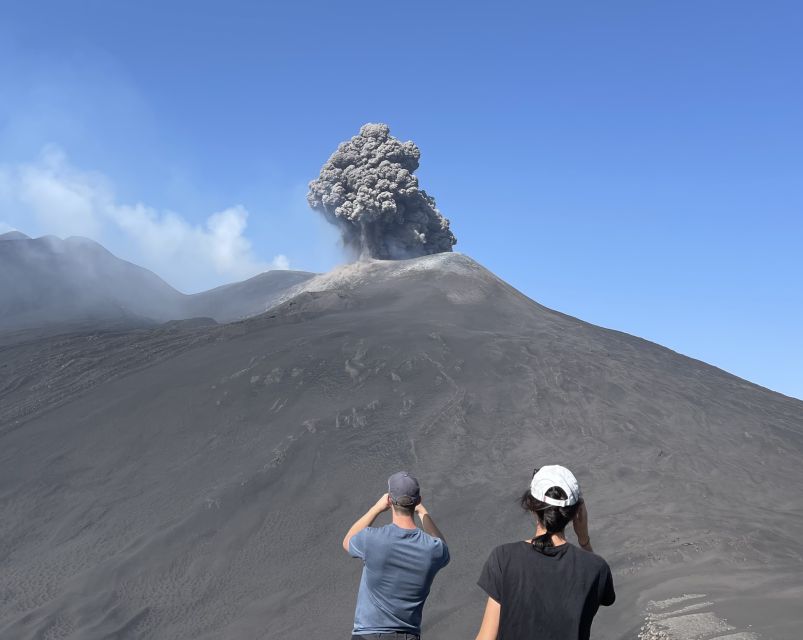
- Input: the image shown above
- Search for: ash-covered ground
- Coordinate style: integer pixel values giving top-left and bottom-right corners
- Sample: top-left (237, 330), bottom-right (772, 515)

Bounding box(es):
top-left (1, 252), bottom-right (801, 639)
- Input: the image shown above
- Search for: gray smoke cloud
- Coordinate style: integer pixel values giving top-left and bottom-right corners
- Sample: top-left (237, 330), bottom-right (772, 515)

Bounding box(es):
top-left (307, 123), bottom-right (457, 260)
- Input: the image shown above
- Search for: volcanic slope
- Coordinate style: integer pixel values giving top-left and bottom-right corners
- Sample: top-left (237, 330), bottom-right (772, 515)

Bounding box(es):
top-left (1, 254), bottom-right (801, 640)
top-left (0, 232), bottom-right (313, 330)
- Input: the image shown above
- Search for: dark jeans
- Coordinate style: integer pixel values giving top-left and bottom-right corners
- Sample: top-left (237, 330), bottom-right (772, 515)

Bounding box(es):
top-left (351, 634), bottom-right (420, 640)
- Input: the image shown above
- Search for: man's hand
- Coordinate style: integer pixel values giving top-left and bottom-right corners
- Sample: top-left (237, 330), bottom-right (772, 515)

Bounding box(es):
top-left (414, 502), bottom-right (429, 518)
top-left (373, 493), bottom-right (391, 514)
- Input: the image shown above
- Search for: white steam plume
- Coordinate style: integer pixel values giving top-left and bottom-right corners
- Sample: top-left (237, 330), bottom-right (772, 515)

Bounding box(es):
top-left (0, 147), bottom-right (288, 292)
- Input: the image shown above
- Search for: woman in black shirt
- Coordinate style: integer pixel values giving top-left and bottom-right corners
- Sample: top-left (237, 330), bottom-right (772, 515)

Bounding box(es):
top-left (474, 465), bottom-right (615, 640)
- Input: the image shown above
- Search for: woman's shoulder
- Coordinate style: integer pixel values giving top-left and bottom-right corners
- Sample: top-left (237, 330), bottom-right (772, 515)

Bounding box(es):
top-left (574, 545), bottom-right (613, 571)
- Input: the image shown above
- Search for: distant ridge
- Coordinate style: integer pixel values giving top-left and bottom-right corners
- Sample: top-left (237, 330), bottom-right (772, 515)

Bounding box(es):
top-left (0, 230), bottom-right (31, 241)
top-left (0, 234), bottom-right (315, 331)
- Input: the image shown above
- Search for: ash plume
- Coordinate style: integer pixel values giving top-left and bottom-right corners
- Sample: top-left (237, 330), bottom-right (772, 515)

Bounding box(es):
top-left (307, 123), bottom-right (457, 260)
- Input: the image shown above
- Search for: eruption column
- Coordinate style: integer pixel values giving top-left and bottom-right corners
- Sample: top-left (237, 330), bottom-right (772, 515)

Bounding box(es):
top-left (307, 123), bottom-right (457, 260)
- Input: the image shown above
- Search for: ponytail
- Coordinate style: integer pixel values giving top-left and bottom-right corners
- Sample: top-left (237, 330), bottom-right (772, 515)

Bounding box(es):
top-left (531, 530), bottom-right (554, 551)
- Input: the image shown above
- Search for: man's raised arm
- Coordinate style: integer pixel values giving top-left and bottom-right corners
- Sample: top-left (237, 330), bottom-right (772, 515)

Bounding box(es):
top-left (342, 493), bottom-right (391, 553)
top-left (415, 502), bottom-right (446, 542)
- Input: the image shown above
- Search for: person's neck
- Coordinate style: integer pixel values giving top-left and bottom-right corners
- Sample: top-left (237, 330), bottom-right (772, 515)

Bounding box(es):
top-left (392, 511), bottom-right (417, 530)
top-left (533, 522), bottom-right (567, 546)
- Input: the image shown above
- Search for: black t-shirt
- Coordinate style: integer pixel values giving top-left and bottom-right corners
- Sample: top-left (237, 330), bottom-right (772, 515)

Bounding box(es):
top-left (478, 541), bottom-right (615, 640)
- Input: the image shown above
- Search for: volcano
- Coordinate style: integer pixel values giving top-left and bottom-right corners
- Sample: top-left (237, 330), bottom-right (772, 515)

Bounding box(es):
top-left (1, 252), bottom-right (801, 639)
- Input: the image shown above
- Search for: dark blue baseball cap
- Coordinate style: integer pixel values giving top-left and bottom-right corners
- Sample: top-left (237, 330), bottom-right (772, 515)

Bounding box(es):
top-left (388, 471), bottom-right (420, 507)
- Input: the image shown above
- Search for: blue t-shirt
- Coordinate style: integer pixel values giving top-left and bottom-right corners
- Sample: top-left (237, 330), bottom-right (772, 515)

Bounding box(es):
top-left (349, 524), bottom-right (450, 635)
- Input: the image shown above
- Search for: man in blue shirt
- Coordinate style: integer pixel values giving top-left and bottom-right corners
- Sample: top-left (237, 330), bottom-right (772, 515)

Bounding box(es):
top-left (342, 472), bottom-right (450, 639)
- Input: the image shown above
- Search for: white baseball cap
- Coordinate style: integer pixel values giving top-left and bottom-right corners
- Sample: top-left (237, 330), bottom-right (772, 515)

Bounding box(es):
top-left (530, 465), bottom-right (582, 507)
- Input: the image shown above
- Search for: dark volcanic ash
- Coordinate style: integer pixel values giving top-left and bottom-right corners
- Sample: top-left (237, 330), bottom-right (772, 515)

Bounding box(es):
top-left (307, 123), bottom-right (457, 259)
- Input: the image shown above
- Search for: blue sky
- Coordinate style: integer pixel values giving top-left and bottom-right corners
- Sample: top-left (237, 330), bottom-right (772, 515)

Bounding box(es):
top-left (1, 1), bottom-right (801, 399)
